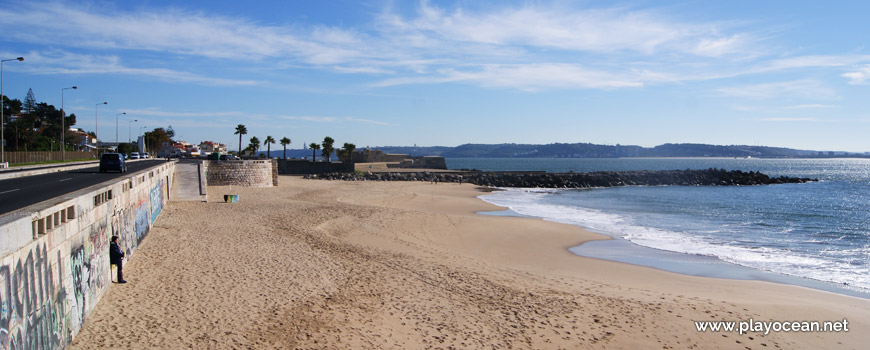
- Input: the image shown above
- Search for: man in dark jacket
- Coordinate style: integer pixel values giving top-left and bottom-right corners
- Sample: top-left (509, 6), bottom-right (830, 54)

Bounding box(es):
top-left (110, 235), bottom-right (127, 283)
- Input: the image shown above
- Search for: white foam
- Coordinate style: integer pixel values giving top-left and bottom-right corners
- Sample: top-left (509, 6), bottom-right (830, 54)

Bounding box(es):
top-left (480, 189), bottom-right (870, 292)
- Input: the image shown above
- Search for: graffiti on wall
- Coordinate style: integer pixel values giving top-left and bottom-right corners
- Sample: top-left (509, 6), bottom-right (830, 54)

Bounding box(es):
top-left (134, 199), bottom-right (151, 244)
top-left (0, 167), bottom-right (171, 350)
top-left (114, 208), bottom-right (138, 257)
top-left (150, 180), bottom-right (164, 225)
top-left (0, 245), bottom-right (71, 350)
top-left (69, 216), bottom-right (110, 333)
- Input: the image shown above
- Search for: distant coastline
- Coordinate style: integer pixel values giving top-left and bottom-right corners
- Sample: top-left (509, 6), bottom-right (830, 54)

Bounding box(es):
top-left (261, 142), bottom-right (869, 160)
top-left (372, 142), bottom-right (869, 159)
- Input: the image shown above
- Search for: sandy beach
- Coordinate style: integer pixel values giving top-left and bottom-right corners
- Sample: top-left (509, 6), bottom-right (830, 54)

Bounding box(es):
top-left (70, 176), bottom-right (869, 349)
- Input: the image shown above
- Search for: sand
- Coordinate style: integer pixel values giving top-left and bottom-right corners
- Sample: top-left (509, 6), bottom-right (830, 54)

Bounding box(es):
top-left (70, 176), bottom-right (869, 349)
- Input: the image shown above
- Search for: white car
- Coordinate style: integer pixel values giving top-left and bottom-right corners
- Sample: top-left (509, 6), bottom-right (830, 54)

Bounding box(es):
top-left (129, 152), bottom-right (140, 159)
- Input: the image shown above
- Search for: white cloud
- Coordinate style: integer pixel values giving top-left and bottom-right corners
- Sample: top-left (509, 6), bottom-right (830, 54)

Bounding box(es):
top-left (279, 115), bottom-right (390, 126)
top-left (716, 79), bottom-right (838, 100)
top-left (1, 1), bottom-right (866, 93)
top-left (760, 117), bottom-right (818, 122)
top-left (0, 1), bottom-right (764, 91)
top-left (380, 3), bottom-right (748, 56)
top-left (280, 116), bottom-right (338, 123)
top-left (842, 65), bottom-right (870, 85)
top-left (114, 110), bottom-right (390, 127)
top-left (120, 108), bottom-right (248, 118)
top-left (19, 51), bottom-right (259, 86)
top-left (345, 117), bottom-right (390, 126)
top-left (766, 55), bottom-right (870, 71)
top-left (375, 63), bottom-right (643, 90)
top-left (784, 104), bottom-right (836, 109)
top-left (690, 35), bottom-right (749, 57)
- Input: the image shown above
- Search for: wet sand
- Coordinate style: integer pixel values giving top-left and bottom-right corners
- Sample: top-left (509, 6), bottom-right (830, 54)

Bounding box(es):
top-left (71, 176), bottom-right (869, 349)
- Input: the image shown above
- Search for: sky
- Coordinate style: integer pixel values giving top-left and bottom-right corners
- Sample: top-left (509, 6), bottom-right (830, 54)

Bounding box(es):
top-left (1, 0), bottom-right (869, 152)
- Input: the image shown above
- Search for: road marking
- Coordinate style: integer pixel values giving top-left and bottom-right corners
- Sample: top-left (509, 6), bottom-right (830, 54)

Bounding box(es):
top-left (0, 189), bottom-right (20, 195)
top-left (59, 178), bottom-right (73, 182)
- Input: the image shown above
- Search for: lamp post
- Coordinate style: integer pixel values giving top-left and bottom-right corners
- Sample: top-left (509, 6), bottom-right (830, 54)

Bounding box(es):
top-left (61, 86), bottom-right (77, 161)
top-left (94, 101), bottom-right (107, 153)
top-left (115, 112), bottom-right (126, 148)
top-left (1, 57), bottom-right (24, 165)
top-left (128, 119), bottom-right (137, 143)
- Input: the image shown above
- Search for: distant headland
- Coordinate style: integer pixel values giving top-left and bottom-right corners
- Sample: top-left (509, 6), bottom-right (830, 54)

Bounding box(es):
top-left (370, 143), bottom-right (868, 159)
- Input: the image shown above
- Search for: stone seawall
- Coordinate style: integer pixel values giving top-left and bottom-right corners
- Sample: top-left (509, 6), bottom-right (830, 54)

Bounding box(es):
top-left (0, 162), bottom-right (174, 349)
top-left (276, 159), bottom-right (354, 175)
top-left (306, 168), bottom-right (817, 187)
top-left (204, 159), bottom-right (277, 187)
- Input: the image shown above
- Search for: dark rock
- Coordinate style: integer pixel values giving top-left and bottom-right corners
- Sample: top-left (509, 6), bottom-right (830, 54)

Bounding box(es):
top-left (303, 168), bottom-right (817, 188)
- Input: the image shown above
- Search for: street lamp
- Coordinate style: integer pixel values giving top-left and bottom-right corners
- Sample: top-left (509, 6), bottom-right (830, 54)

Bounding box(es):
top-left (1, 56), bottom-right (24, 165)
top-left (128, 119), bottom-right (137, 143)
top-left (95, 101), bottom-right (107, 152)
top-left (115, 112), bottom-right (126, 147)
top-left (61, 86), bottom-right (77, 161)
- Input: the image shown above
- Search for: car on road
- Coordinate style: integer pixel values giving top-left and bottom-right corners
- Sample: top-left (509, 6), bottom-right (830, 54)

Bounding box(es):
top-left (219, 154), bottom-right (240, 160)
top-left (143, 152), bottom-right (151, 159)
top-left (99, 153), bottom-right (128, 173)
top-left (129, 152), bottom-right (140, 159)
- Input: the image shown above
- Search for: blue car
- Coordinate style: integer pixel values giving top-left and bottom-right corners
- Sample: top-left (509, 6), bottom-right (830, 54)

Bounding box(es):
top-left (99, 153), bottom-right (128, 173)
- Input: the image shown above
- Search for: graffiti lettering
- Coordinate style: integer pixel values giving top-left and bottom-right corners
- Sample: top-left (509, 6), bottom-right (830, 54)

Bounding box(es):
top-left (0, 245), bottom-right (70, 350)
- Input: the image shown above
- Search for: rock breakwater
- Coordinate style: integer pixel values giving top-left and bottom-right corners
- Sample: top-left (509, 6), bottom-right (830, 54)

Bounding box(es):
top-left (304, 168), bottom-right (817, 188)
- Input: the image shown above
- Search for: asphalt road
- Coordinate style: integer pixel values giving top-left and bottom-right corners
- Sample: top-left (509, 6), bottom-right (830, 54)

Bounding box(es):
top-left (0, 160), bottom-right (166, 215)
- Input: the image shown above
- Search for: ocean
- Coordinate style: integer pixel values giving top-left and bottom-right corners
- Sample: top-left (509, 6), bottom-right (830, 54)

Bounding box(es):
top-left (447, 158), bottom-right (870, 297)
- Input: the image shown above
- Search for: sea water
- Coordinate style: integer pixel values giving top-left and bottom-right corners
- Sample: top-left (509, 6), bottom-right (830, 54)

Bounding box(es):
top-left (448, 158), bottom-right (870, 295)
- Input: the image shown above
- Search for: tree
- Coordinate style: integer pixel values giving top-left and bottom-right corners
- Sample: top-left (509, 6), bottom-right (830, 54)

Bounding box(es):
top-left (309, 143), bottom-right (320, 162)
top-left (234, 124), bottom-right (247, 155)
top-left (280, 137), bottom-right (291, 159)
top-left (264, 136), bottom-right (275, 158)
top-left (321, 136), bottom-right (335, 162)
top-left (248, 136), bottom-right (260, 156)
top-left (23, 88), bottom-right (36, 114)
top-left (63, 113), bottom-right (77, 150)
top-left (143, 127), bottom-right (171, 153)
top-left (342, 143), bottom-right (356, 163)
top-left (1, 95), bottom-right (21, 116)
top-left (35, 102), bottom-right (63, 142)
top-left (118, 142), bottom-right (137, 154)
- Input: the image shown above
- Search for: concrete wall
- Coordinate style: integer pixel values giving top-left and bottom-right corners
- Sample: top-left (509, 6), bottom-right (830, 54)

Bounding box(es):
top-left (276, 159), bottom-right (354, 175)
top-left (0, 162), bottom-right (174, 350)
top-left (204, 159), bottom-right (277, 187)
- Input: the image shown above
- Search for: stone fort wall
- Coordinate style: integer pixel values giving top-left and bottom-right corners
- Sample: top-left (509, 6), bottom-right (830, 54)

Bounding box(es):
top-left (204, 159), bottom-right (278, 187)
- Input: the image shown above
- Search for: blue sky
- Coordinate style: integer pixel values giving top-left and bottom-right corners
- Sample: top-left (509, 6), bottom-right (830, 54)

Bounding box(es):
top-left (1, 0), bottom-right (869, 152)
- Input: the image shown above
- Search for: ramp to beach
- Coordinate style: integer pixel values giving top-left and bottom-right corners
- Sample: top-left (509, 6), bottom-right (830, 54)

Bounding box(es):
top-left (173, 161), bottom-right (207, 202)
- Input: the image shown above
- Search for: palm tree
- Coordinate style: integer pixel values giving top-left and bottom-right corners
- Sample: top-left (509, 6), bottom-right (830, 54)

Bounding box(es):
top-left (249, 136), bottom-right (260, 157)
top-left (321, 136), bottom-right (335, 162)
top-left (280, 137), bottom-right (291, 159)
top-left (264, 136), bottom-right (275, 158)
top-left (309, 143), bottom-right (320, 162)
top-left (342, 142), bottom-right (356, 163)
top-left (234, 124), bottom-right (247, 155)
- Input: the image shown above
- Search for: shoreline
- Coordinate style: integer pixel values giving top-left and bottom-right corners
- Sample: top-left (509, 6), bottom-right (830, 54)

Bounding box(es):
top-left (70, 177), bottom-right (869, 349)
top-left (477, 205), bottom-right (869, 299)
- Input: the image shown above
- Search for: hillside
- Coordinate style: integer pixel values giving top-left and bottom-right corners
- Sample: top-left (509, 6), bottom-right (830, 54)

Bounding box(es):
top-left (263, 143), bottom-right (865, 159)
top-left (371, 143), bottom-right (863, 158)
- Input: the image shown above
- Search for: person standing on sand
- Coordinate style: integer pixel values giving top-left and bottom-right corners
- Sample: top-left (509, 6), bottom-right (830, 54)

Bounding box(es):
top-left (110, 236), bottom-right (127, 283)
